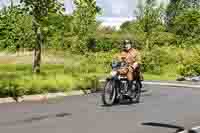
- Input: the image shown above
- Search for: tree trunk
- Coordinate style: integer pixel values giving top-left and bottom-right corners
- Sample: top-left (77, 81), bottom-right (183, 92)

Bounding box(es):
top-left (145, 32), bottom-right (150, 50)
top-left (33, 27), bottom-right (42, 73)
top-left (33, 47), bottom-right (41, 73)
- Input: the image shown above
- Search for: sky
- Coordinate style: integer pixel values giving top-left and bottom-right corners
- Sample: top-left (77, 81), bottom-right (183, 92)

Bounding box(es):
top-left (96, 0), bottom-right (137, 18)
top-left (64, 0), bottom-right (138, 29)
top-left (0, 0), bottom-right (20, 9)
top-left (0, 0), bottom-right (9, 8)
top-left (1, 0), bottom-right (169, 29)
top-left (65, 0), bottom-right (169, 17)
top-left (65, 0), bottom-right (169, 29)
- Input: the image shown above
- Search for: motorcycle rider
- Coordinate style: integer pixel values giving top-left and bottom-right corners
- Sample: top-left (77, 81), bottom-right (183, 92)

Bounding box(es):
top-left (115, 39), bottom-right (143, 97)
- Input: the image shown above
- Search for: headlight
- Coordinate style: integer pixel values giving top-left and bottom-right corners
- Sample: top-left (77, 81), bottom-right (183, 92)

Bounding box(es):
top-left (110, 71), bottom-right (117, 77)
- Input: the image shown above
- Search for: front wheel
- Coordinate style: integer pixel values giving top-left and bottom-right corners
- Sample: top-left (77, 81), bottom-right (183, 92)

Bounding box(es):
top-left (102, 80), bottom-right (117, 106)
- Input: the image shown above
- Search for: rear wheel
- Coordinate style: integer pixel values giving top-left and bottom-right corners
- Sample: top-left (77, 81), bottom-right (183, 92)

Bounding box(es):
top-left (102, 80), bottom-right (116, 106)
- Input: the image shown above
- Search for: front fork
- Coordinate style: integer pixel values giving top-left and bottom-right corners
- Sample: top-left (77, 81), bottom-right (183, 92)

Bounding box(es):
top-left (115, 80), bottom-right (128, 100)
top-left (112, 79), bottom-right (121, 99)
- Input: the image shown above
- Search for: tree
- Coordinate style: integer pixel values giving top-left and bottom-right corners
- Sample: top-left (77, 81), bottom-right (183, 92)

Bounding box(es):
top-left (71, 0), bottom-right (100, 53)
top-left (20, 0), bottom-right (64, 73)
top-left (165, 0), bottom-right (181, 30)
top-left (135, 0), bottom-right (164, 49)
top-left (165, 0), bottom-right (200, 30)
top-left (173, 8), bottom-right (200, 46)
top-left (0, 5), bottom-right (35, 51)
top-left (120, 21), bottom-right (132, 30)
top-left (182, 0), bottom-right (200, 8)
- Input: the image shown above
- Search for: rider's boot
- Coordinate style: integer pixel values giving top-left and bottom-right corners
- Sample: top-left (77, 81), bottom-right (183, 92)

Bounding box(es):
top-left (126, 80), bottom-right (134, 97)
top-left (139, 72), bottom-right (143, 88)
top-left (139, 80), bottom-right (142, 88)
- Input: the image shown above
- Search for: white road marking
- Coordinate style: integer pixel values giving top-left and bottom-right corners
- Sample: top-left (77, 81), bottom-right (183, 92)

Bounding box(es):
top-left (178, 126), bottom-right (200, 133)
top-left (99, 80), bottom-right (200, 88)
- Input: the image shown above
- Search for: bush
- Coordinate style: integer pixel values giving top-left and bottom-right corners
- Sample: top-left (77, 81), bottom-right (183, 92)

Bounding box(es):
top-left (150, 32), bottom-right (177, 46)
top-left (141, 46), bottom-right (176, 74)
top-left (95, 38), bottom-right (114, 52)
top-left (0, 79), bottom-right (25, 98)
top-left (177, 47), bottom-right (200, 76)
top-left (173, 9), bottom-right (200, 46)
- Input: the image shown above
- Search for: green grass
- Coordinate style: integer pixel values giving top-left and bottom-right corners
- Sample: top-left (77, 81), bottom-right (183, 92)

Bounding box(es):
top-left (0, 66), bottom-right (53, 95)
top-left (0, 52), bottom-right (108, 98)
top-left (0, 62), bottom-right (179, 98)
top-left (144, 73), bottom-right (177, 81)
top-left (0, 64), bottom-right (77, 97)
top-left (0, 50), bottom-right (181, 98)
top-left (144, 64), bottom-right (178, 81)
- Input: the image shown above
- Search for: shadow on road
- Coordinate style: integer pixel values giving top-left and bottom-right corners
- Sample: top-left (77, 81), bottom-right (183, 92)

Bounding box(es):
top-left (100, 99), bottom-right (141, 107)
top-left (142, 122), bottom-right (185, 133)
top-left (141, 89), bottom-right (148, 93)
top-left (100, 89), bottom-right (148, 107)
top-left (0, 112), bottom-right (72, 127)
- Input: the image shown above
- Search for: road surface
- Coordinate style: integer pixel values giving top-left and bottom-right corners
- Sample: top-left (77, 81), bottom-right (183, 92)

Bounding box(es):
top-left (0, 85), bottom-right (200, 133)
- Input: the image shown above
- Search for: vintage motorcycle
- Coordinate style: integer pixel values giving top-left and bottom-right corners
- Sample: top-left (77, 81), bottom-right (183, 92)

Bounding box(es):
top-left (102, 60), bottom-right (142, 106)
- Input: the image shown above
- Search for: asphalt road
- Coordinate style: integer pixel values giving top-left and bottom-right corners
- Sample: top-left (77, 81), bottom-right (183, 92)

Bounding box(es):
top-left (1, 85), bottom-right (200, 133)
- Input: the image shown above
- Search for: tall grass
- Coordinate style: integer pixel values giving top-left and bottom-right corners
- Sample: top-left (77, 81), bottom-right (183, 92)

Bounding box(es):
top-left (0, 51), bottom-right (114, 98)
top-left (0, 46), bottom-right (199, 98)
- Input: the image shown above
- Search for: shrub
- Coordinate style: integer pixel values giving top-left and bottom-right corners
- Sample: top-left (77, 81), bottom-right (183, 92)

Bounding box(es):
top-left (177, 47), bottom-right (200, 76)
top-left (150, 32), bottom-right (177, 46)
top-left (95, 38), bottom-right (114, 52)
top-left (141, 46), bottom-right (176, 74)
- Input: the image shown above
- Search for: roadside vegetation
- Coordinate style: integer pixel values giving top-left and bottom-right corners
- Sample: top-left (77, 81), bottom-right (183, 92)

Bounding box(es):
top-left (0, 0), bottom-right (200, 99)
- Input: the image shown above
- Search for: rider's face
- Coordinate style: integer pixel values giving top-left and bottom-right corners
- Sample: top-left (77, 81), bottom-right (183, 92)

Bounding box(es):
top-left (125, 44), bottom-right (131, 51)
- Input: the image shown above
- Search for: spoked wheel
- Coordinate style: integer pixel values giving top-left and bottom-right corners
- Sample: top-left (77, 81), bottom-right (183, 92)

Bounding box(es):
top-left (102, 80), bottom-right (117, 106)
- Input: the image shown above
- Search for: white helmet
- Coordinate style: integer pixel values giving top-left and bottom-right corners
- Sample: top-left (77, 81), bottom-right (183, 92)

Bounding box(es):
top-left (123, 40), bottom-right (132, 50)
